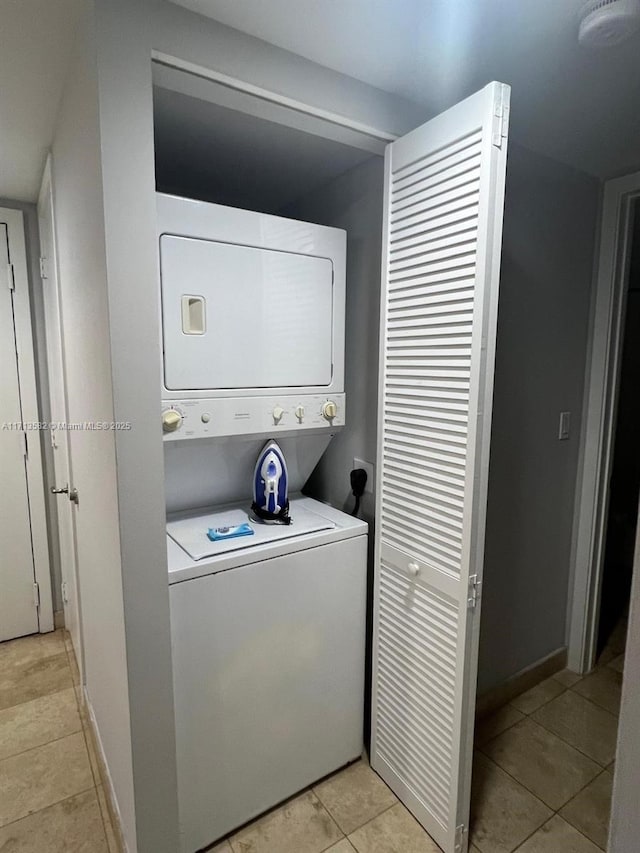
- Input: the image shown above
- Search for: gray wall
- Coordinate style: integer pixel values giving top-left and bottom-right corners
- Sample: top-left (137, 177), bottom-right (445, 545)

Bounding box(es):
top-left (0, 196), bottom-right (62, 614)
top-left (478, 143), bottom-right (600, 694)
top-left (51, 6), bottom-right (136, 848)
top-left (284, 156), bottom-right (384, 522)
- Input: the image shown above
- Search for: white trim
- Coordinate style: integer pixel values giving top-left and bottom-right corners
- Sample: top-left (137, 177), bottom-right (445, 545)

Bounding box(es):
top-left (0, 206), bottom-right (54, 633)
top-left (37, 155), bottom-right (85, 677)
top-left (151, 51), bottom-right (397, 153)
top-left (569, 170), bottom-right (640, 672)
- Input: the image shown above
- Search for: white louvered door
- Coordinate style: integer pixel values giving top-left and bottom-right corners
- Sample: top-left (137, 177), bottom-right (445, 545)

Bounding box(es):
top-left (371, 82), bottom-right (510, 853)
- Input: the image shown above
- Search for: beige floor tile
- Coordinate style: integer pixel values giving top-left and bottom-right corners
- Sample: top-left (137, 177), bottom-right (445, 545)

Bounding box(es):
top-left (470, 753), bottom-right (552, 853)
top-left (348, 803), bottom-right (440, 853)
top-left (0, 789), bottom-right (107, 852)
top-left (509, 677), bottom-right (565, 715)
top-left (608, 654), bottom-right (625, 674)
top-left (325, 842), bottom-right (356, 852)
top-left (313, 761), bottom-right (397, 834)
top-left (210, 844), bottom-right (233, 853)
top-left (560, 770), bottom-right (613, 850)
top-left (572, 668), bottom-right (623, 716)
top-left (475, 706), bottom-right (525, 747)
top-left (0, 631), bottom-right (65, 668)
top-left (553, 669), bottom-right (583, 688)
top-left (482, 719), bottom-right (600, 810)
top-left (514, 815), bottom-right (601, 852)
top-left (532, 690), bottom-right (619, 766)
top-left (230, 791), bottom-right (342, 853)
top-left (470, 847), bottom-right (482, 853)
top-left (0, 688), bottom-right (81, 761)
top-left (0, 653), bottom-right (72, 711)
top-left (0, 731), bottom-right (93, 827)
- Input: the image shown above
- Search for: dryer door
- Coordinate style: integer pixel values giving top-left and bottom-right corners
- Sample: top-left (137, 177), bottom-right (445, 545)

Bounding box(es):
top-left (160, 236), bottom-right (334, 391)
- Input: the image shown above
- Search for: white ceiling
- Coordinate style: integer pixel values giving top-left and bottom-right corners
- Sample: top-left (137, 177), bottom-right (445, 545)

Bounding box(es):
top-left (172, 0), bottom-right (640, 179)
top-left (0, 0), bottom-right (83, 202)
top-left (3, 0), bottom-right (639, 203)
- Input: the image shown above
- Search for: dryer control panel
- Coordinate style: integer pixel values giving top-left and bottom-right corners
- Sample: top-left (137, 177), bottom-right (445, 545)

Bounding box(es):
top-left (161, 393), bottom-right (346, 441)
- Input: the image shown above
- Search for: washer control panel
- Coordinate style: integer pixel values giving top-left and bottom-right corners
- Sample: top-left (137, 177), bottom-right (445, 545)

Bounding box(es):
top-left (161, 393), bottom-right (346, 440)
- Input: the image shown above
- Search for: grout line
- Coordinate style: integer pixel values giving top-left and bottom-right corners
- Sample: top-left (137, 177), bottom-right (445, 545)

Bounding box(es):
top-left (0, 723), bottom-right (84, 765)
top-left (552, 814), bottom-right (608, 852)
top-left (474, 710), bottom-right (524, 748)
top-left (558, 767), bottom-right (610, 813)
top-left (475, 751), bottom-right (561, 813)
top-left (530, 712), bottom-right (617, 769)
top-left (345, 801), bottom-right (398, 840)
top-left (475, 749), bottom-right (610, 850)
top-left (0, 727), bottom-right (87, 766)
top-left (0, 784), bottom-right (96, 833)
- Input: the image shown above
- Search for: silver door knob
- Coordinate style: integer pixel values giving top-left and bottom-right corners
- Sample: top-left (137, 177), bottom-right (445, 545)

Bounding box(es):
top-left (51, 486), bottom-right (69, 495)
top-left (408, 562), bottom-right (421, 577)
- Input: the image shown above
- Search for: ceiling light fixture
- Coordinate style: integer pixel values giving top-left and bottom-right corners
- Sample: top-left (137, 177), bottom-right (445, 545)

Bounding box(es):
top-left (579, 0), bottom-right (640, 47)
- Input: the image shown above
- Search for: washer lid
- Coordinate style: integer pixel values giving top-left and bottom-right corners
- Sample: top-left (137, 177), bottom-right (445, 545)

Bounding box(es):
top-left (167, 504), bottom-right (335, 561)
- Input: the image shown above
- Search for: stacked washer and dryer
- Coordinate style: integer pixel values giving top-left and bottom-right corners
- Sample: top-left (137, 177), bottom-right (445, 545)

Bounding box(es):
top-left (158, 193), bottom-right (367, 853)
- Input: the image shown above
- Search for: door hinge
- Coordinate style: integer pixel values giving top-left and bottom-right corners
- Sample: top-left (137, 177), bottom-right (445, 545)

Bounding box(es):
top-left (467, 574), bottom-right (481, 610)
top-left (39, 256), bottom-right (48, 279)
top-left (492, 83), bottom-right (510, 148)
top-left (61, 580), bottom-right (69, 605)
top-left (7, 262), bottom-right (15, 290)
top-left (454, 823), bottom-right (468, 852)
top-left (33, 582), bottom-right (40, 609)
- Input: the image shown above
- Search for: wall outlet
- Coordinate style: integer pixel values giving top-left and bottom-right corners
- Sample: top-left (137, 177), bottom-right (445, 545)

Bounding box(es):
top-left (559, 411), bottom-right (571, 441)
top-left (353, 457), bottom-right (375, 494)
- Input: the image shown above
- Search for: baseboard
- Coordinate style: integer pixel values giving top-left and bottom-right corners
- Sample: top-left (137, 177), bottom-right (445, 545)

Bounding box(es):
top-left (53, 610), bottom-right (65, 629)
top-left (79, 686), bottom-right (128, 853)
top-left (476, 647), bottom-right (567, 718)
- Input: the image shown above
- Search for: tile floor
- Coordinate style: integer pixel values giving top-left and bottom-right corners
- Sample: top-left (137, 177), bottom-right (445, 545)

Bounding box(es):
top-left (0, 629), bottom-right (119, 852)
top-left (214, 634), bottom-right (623, 853)
top-left (0, 626), bottom-right (624, 853)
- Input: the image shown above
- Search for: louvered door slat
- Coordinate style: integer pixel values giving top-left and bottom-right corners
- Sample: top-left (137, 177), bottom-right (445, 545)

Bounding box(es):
top-left (372, 82), bottom-right (510, 853)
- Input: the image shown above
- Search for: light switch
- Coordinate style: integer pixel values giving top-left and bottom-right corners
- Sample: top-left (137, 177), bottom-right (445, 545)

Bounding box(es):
top-left (559, 411), bottom-right (571, 441)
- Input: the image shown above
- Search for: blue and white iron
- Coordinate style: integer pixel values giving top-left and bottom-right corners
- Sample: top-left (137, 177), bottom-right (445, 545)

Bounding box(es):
top-left (251, 440), bottom-right (292, 525)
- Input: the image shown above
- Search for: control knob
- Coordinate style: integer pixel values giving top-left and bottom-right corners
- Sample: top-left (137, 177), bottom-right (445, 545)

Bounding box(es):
top-left (272, 405), bottom-right (284, 424)
top-left (322, 400), bottom-right (338, 421)
top-left (162, 409), bottom-right (183, 433)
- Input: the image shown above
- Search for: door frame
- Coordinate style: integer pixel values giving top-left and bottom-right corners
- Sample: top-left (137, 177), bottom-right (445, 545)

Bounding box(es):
top-left (37, 156), bottom-right (84, 672)
top-left (568, 170), bottom-right (640, 672)
top-left (151, 51), bottom-right (397, 156)
top-left (0, 205), bottom-right (54, 633)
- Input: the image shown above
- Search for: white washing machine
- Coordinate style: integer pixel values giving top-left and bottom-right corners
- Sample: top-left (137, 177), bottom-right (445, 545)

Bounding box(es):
top-left (167, 495), bottom-right (367, 853)
top-left (158, 195), bottom-right (366, 851)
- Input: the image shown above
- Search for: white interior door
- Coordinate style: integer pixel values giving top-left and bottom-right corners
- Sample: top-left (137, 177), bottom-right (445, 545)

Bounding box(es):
top-left (38, 160), bottom-right (83, 669)
top-left (0, 223), bottom-right (39, 642)
top-left (371, 82), bottom-right (510, 853)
